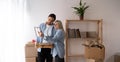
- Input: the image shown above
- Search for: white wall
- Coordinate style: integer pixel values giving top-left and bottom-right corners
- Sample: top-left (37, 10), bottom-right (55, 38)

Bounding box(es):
top-left (25, 0), bottom-right (120, 62)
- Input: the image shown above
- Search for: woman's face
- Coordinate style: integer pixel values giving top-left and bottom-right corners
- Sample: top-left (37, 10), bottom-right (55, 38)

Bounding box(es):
top-left (54, 22), bottom-right (59, 29)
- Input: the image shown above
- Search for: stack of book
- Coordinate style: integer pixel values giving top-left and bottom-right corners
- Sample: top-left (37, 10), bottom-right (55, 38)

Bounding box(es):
top-left (67, 28), bottom-right (81, 38)
top-left (67, 28), bottom-right (97, 38)
top-left (81, 31), bottom-right (97, 38)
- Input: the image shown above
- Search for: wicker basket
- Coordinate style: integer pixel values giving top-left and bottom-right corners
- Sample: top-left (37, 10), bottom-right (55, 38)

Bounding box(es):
top-left (85, 46), bottom-right (105, 60)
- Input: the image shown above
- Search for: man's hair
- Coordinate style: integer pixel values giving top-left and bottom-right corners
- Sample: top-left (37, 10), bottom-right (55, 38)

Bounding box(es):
top-left (48, 13), bottom-right (56, 20)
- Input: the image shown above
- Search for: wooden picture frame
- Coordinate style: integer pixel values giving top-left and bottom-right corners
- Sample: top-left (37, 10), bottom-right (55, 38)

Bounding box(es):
top-left (34, 27), bottom-right (40, 37)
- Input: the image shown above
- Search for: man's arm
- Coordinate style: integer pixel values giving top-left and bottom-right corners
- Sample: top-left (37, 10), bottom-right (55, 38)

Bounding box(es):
top-left (36, 23), bottom-right (45, 43)
top-left (38, 23), bottom-right (45, 37)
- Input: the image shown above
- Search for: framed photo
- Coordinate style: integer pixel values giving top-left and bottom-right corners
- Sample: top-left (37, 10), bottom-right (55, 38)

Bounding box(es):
top-left (34, 27), bottom-right (40, 37)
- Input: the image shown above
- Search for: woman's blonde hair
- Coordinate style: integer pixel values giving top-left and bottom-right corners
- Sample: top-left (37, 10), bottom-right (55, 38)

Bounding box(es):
top-left (55, 20), bottom-right (64, 31)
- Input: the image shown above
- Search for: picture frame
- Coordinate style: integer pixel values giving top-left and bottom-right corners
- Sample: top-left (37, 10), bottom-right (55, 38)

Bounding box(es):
top-left (34, 27), bottom-right (40, 37)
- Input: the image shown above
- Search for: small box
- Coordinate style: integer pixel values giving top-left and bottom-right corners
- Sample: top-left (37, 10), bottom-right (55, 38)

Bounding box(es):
top-left (26, 57), bottom-right (36, 62)
top-left (85, 46), bottom-right (105, 60)
top-left (25, 43), bottom-right (37, 57)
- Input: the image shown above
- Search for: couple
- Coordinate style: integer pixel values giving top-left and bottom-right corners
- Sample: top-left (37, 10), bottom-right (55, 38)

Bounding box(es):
top-left (37, 13), bottom-right (65, 62)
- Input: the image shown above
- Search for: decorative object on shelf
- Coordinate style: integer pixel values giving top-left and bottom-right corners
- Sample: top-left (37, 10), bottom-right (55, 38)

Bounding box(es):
top-left (72, 0), bottom-right (89, 20)
top-left (82, 40), bottom-right (104, 49)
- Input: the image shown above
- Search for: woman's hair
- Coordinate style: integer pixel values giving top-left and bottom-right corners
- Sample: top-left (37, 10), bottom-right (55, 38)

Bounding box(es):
top-left (55, 20), bottom-right (64, 31)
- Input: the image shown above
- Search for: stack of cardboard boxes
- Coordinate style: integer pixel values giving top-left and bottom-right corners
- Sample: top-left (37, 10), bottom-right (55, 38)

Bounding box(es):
top-left (25, 42), bottom-right (37, 62)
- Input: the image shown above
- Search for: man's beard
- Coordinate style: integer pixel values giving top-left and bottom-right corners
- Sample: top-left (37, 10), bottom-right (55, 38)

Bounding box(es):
top-left (46, 22), bottom-right (53, 25)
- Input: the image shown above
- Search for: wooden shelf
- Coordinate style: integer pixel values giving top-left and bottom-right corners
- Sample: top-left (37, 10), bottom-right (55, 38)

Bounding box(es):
top-left (66, 19), bottom-right (101, 22)
top-left (67, 54), bottom-right (84, 57)
top-left (68, 38), bottom-right (98, 40)
top-left (65, 20), bottom-right (103, 62)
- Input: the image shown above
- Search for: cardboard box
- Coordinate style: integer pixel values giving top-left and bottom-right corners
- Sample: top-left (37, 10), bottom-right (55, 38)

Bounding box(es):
top-left (25, 43), bottom-right (37, 57)
top-left (26, 57), bottom-right (36, 62)
top-left (85, 46), bottom-right (105, 60)
top-left (86, 59), bottom-right (104, 62)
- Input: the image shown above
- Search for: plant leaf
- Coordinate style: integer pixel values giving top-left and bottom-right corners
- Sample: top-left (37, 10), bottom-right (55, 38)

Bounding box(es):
top-left (83, 6), bottom-right (89, 11)
top-left (83, 2), bottom-right (86, 7)
top-left (79, 0), bottom-right (82, 6)
top-left (72, 7), bottom-right (79, 11)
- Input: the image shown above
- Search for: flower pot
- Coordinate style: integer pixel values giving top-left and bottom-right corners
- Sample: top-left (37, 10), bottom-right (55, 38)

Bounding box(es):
top-left (79, 15), bottom-right (84, 20)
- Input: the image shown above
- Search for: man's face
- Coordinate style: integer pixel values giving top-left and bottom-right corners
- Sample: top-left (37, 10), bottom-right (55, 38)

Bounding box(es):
top-left (46, 17), bottom-right (55, 25)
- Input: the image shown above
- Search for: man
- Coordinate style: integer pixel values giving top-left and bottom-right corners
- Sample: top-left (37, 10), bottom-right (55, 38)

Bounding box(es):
top-left (37, 13), bottom-right (56, 62)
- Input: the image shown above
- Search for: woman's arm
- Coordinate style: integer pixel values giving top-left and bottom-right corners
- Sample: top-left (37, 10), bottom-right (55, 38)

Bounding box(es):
top-left (45, 29), bottom-right (64, 42)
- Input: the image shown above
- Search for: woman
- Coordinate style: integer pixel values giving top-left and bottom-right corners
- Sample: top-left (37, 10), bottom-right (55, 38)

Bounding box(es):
top-left (45, 20), bottom-right (65, 62)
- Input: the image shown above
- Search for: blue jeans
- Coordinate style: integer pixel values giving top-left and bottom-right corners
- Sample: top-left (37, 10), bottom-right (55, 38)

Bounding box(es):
top-left (55, 55), bottom-right (64, 62)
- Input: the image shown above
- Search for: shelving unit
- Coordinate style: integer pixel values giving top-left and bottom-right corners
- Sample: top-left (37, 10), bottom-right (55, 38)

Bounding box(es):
top-left (65, 20), bottom-right (103, 62)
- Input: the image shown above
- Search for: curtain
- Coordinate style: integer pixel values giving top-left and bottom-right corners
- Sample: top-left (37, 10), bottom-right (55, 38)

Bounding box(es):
top-left (0, 0), bottom-right (28, 62)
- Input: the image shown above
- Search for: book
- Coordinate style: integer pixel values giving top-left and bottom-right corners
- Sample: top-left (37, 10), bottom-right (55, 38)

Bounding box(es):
top-left (68, 28), bottom-right (76, 38)
top-left (75, 29), bottom-right (81, 38)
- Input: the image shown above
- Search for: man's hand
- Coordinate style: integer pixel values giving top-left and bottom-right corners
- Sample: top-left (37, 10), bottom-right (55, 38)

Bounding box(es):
top-left (38, 32), bottom-right (44, 37)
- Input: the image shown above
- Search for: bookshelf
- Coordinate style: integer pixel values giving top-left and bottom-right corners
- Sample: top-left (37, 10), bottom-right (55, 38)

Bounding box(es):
top-left (65, 20), bottom-right (103, 62)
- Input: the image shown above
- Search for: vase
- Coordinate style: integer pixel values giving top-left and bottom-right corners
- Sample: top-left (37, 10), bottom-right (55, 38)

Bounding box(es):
top-left (79, 15), bottom-right (84, 20)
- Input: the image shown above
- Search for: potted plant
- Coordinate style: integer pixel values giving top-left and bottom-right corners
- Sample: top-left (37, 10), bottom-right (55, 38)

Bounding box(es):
top-left (72, 0), bottom-right (89, 20)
